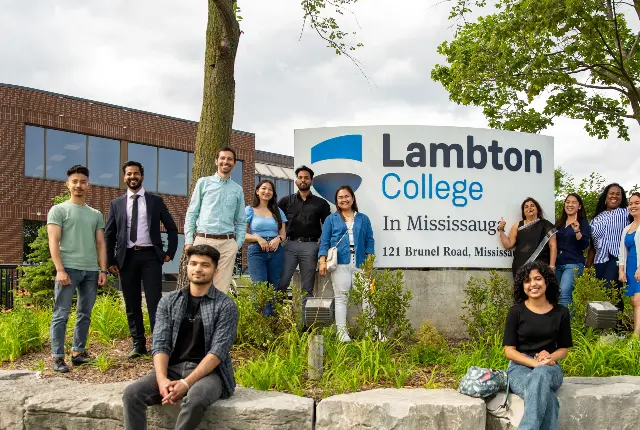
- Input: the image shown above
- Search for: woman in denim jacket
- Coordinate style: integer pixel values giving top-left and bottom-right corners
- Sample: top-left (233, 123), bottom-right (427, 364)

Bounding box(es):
top-left (318, 185), bottom-right (375, 342)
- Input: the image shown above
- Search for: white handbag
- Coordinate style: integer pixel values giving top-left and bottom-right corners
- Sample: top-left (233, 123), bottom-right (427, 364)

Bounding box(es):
top-left (326, 230), bottom-right (349, 273)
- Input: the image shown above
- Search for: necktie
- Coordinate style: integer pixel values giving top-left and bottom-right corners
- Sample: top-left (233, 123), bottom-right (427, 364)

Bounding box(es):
top-left (130, 194), bottom-right (140, 243)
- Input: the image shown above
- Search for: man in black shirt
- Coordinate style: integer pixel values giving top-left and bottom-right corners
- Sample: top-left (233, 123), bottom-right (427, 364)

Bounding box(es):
top-left (122, 244), bottom-right (239, 430)
top-left (277, 166), bottom-right (331, 321)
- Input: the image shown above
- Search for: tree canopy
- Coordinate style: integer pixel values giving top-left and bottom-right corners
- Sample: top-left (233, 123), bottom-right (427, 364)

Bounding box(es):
top-left (431, 0), bottom-right (640, 140)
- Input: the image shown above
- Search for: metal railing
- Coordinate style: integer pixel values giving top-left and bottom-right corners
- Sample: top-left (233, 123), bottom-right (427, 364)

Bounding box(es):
top-left (0, 264), bottom-right (21, 310)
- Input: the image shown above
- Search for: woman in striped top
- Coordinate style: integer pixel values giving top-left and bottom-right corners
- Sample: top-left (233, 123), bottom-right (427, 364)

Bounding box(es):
top-left (587, 183), bottom-right (629, 316)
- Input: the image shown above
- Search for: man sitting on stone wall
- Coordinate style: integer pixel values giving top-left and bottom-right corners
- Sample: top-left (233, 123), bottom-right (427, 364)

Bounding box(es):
top-left (122, 244), bottom-right (239, 430)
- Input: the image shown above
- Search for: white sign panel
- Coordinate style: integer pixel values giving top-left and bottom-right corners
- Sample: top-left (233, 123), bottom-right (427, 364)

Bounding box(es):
top-left (294, 125), bottom-right (554, 268)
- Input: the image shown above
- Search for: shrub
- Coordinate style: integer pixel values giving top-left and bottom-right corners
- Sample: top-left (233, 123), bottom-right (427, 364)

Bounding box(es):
top-left (348, 255), bottom-right (413, 341)
top-left (232, 281), bottom-right (305, 348)
top-left (415, 319), bottom-right (447, 349)
top-left (461, 270), bottom-right (512, 344)
top-left (562, 329), bottom-right (640, 377)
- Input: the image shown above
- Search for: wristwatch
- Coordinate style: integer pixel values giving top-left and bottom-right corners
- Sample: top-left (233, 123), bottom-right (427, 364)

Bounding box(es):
top-left (100, 270), bottom-right (110, 275)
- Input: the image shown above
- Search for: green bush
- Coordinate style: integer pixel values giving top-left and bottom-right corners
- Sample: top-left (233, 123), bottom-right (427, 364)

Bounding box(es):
top-left (415, 319), bottom-right (447, 349)
top-left (461, 270), bottom-right (512, 344)
top-left (232, 281), bottom-right (305, 348)
top-left (348, 255), bottom-right (413, 341)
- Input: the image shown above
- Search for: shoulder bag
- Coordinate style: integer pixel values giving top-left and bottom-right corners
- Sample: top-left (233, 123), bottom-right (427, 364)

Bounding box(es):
top-left (326, 229), bottom-right (349, 273)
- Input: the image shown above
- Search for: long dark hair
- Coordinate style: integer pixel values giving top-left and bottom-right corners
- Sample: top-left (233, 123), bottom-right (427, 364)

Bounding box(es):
top-left (593, 183), bottom-right (627, 218)
top-left (628, 192), bottom-right (640, 223)
top-left (334, 185), bottom-right (359, 220)
top-left (555, 193), bottom-right (587, 229)
top-left (513, 261), bottom-right (559, 304)
top-left (252, 180), bottom-right (282, 229)
top-left (521, 197), bottom-right (544, 220)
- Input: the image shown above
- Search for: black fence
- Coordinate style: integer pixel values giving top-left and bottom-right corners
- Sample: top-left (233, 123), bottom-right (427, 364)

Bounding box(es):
top-left (0, 264), bottom-right (22, 310)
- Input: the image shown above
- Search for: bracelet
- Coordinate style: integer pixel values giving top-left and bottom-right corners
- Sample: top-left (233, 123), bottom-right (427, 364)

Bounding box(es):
top-left (179, 378), bottom-right (190, 390)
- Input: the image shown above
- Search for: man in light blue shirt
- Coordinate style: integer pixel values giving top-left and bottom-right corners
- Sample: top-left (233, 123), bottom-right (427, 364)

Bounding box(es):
top-left (184, 146), bottom-right (246, 293)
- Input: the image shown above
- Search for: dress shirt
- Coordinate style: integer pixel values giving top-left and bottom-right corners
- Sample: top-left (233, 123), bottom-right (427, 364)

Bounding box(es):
top-left (591, 207), bottom-right (630, 264)
top-left (184, 174), bottom-right (246, 247)
top-left (127, 187), bottom-right (153, 248)
top-left (278, 192), bottom-right (331, 240)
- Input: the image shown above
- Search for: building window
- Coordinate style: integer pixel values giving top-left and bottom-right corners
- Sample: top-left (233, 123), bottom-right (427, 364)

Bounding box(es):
top-left (128, 143), bottom-right (158, 192)
top-left (188, 152), bottom-right (194, 188)
top-left (276, 178), bottom-right (291, 199)
top-left (88, 136), bottom-right (120, 187)
top-left (231, 160), bottom-right (243, 187)
top-left (161, 233), bottom-right (185, 274)
top-left (46, 129), bottom-right (87, 181)
top-left (25, 126), bottom-right (45, 178)
top-left (158, 148), bottom-right (188, 196)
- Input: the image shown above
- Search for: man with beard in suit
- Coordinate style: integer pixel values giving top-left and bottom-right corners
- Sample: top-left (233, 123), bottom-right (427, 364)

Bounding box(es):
top-left (106, 161), bottom-right (178, 358)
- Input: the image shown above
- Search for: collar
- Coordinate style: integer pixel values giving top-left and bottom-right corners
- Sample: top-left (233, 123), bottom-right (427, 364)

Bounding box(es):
top-left (213, 173), bottom-right (230, 182)
top-left (127, 187), bottom-right (146, 199)
top-left (296, 191), bottom-right (314, 200)
top-left (180, 284), bottom-right (217, 299)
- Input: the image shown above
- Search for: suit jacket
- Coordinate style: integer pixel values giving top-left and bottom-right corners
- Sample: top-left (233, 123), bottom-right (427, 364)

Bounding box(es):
top-left (105, 191), bottom-right (178, 269)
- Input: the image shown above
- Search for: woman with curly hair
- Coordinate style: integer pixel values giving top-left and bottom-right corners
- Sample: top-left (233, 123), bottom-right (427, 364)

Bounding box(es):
top-left (503, 261), bottom-right (573, 430)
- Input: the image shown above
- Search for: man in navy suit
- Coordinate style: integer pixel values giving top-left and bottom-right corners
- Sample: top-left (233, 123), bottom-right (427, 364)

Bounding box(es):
top-left (105, 161), bottom-right (178, 358)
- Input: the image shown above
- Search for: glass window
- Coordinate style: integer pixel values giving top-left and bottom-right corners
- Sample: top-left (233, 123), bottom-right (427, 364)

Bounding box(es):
top-left (158, 148), bottom-right (188, 195)
top-left (231, 160), bottom-right (243, 187)
top-left (25, 126), bottom-right (45, 178)
top-left (161, 233), bottom-right (185, 275)
top-left (88, 136), bottom-right (120, 187)
top-left (188, 152), bottom-right (194, 188)
top-left (276, 178), bottom-right (291, 200)
top-left (128, 143), bottom-right (157, 192)
top-left (255, 175), bottom-right (260, 186)
top-left (46, 129), bottom-right (87, 181)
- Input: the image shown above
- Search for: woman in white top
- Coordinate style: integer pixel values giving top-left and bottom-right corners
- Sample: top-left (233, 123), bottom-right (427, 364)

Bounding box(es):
top-left (618, 192), bottom-right (640, 337)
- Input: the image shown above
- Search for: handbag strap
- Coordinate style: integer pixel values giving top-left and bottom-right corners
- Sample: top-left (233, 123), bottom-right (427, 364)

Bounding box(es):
top-left (334, 228), bottom-right (349, 248)
top-left (487, 377), bottom-right (510, 413)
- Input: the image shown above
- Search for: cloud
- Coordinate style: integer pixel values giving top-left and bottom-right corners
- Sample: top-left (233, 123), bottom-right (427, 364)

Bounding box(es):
top-left (0, 0), bottom-right (638, 190)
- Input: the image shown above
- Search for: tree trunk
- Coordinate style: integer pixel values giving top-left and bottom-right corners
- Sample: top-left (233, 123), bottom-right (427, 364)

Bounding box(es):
top-left (177, 0), bottom-right (240, 289)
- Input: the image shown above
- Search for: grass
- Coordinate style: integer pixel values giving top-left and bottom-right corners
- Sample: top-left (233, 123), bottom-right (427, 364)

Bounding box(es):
top-left (90, 295), bottom-right (130, 344)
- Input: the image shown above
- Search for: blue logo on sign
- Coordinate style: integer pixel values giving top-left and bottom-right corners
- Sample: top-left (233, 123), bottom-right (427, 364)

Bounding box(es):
top-left (310, 134), bottom-right (363, 201)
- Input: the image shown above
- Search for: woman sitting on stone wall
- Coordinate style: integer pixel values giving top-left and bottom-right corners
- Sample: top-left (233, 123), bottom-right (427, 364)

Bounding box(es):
top-left (503, 261), bottom-right (572, 430)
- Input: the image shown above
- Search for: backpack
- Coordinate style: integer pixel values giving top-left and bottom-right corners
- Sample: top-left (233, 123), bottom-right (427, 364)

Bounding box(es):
top-left (458, 366), bottom-right (508, 399)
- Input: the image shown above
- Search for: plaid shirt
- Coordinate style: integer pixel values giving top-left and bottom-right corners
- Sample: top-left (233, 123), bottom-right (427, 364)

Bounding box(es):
top-left (152, 285), bottom-right (239, 398)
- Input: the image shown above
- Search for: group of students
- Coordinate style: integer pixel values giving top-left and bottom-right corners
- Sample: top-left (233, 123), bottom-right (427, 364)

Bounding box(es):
top-left (496, 183), bottom-right (640, 430)
top-left (498, 183), bottom-right (640, 337)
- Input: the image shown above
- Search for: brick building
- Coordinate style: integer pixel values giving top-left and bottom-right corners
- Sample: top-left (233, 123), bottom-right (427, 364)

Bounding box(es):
top-left (0, 83), bottom-right (295, 273)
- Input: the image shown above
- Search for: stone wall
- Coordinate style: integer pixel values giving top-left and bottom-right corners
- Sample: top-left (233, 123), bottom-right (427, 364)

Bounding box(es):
top-left (3, 370), bottom-right (639, 429)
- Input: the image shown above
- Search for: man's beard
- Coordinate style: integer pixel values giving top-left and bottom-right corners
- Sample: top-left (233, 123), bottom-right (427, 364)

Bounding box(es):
top-left (297, 182), bottom-right (310, 191)
top-left (189, 276), bottom-right (213, 285)
top-left (127, 179), bottom-right (142, 190)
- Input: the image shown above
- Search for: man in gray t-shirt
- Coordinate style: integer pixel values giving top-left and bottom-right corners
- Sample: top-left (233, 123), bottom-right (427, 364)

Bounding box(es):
top-left (47, 165), bottom-right (108, 373)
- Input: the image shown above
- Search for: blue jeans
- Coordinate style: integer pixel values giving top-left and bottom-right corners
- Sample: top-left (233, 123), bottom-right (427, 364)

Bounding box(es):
top-left (507, 360), bottom-right (564, 430)
top-left (555, 263), bottom-right (583, 307)
top-left (50, 268), bottom-right (98, 357)
top-left (247, 241), bottom-right (284, 316)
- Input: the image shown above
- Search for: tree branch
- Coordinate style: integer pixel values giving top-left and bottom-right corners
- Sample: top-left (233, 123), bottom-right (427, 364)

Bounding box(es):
top-left (573, 81), bottom-right (629, 94)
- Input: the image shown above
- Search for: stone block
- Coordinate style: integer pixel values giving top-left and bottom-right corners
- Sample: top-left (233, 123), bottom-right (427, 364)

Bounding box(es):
top-left (315, 388), bottom-right (486, 430)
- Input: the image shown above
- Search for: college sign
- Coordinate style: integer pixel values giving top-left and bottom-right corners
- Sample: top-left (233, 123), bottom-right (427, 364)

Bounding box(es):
top-left (294, 125), bottom-right (554, 268)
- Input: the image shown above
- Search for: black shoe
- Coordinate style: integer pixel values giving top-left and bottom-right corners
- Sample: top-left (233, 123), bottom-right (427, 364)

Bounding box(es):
top-left (128, 345), bottom-right (148, 359)
top-left (52, 358), bottom-right (70, 373)
top-left (71, 351), bottom-right (95, 366)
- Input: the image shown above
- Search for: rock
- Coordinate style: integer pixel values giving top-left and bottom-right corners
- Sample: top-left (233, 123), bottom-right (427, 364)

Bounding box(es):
top-left (147, 386), bottom-right (315, 430)
top-left (0, 370), bottom-right (314, 430)
top-left (315, 388), bottom-right (485, 430)
top-left (486, 376), bottom-right (640, 430)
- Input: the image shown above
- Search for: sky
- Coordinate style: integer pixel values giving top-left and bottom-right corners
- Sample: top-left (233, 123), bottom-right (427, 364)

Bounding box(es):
top-left (1, 0), bottom-right (638, 190)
